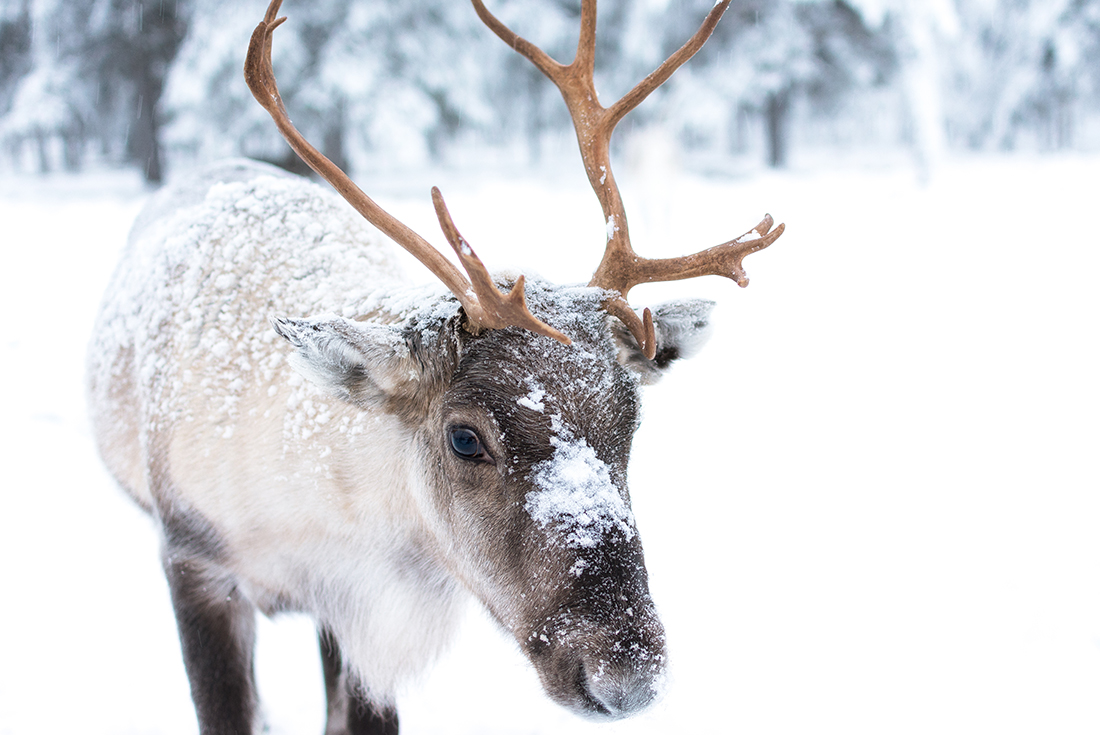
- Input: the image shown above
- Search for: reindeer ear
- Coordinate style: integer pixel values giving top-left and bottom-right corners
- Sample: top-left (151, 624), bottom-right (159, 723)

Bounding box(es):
top-left (613, 299), bottom-right (715, 385)
top-left (271, 315), bottom-right (421, 406)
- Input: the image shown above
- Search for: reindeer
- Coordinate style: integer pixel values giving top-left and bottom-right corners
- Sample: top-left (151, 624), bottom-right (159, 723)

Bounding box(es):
top-left (86, 1), bottom-right (783, 733)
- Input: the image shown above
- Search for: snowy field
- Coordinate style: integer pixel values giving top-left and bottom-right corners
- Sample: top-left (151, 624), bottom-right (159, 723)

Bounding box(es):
top-left (1, 152), bottom-right (1098, 734)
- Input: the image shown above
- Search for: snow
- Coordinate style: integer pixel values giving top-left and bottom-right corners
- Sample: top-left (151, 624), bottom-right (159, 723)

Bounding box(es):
top-left (2, 153), bottom-right (1099, 735)
top-left (525, 421), bottom-right (637, 550)
top-left (516, 381), bottom-right (546, 412)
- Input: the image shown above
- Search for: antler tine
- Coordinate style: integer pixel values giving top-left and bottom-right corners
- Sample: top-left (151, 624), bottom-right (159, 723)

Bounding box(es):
top-left (246, 0), bottom-right (565, 344)
top-left (595, 217), bottom-right (784, 360)
top-left (574, 0), bottom-right (599, 77)
top-left (606, 0), bottom-right (730, 129)
top-left (431, 188), bottom-right (571, 345)
top-left (471, 0), bottom-right (564, 80)
top-left (617, 218), bottom-right (786, 293)
top-left (599, 214), bottom-right (786, 358)
top-left (604, 298), bottom-right (656, 361)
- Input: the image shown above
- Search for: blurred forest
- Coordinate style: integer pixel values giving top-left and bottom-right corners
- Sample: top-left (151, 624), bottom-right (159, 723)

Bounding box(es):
top-left (1, 0), bottom-right (1098, 183)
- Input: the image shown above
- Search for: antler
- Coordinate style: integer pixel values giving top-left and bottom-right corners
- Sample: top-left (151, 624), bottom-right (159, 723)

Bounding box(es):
top-left (244, 0), bottom-right (569, 346)
top-left (472, 0), bottom-right (784, 359)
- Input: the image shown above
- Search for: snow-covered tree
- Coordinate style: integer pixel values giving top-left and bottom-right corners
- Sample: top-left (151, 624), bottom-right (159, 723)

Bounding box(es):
top-left (90, 0), bottom-right (189, 181)
top-left (0, 0), bottom-right (33, 116)
top-left (0, 0), bottom-right (85, 172)
top-left (876, 0), bottom-right (958, 180)
top-left (165, 0), bottom-right (505, 174)
top-left (0, 0), bottom-right (188, 181)
top-left (945, 0), bottom-right (1100, 151)
top-left (654, 0), bottom-right (895, 168)
top-left (3, 0), bottom-right (1100, 180)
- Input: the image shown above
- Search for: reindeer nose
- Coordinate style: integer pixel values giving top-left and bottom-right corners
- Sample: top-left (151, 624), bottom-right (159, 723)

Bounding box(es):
top-left (563, 616), bottom-right (667, 720)
top-left (527, 612), bottom-right (667, 721)
top-left (581, 653), bottom-right (664, 719)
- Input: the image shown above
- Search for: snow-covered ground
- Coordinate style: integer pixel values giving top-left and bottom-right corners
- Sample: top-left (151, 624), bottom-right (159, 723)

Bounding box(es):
top-left (1, 153), bottom-right (1098, 735)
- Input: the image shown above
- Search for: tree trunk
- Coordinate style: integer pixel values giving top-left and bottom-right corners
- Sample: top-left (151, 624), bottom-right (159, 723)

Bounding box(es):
top-left (63, 122), bottom-right (86, 172)
top-left (764, 87), bottom-right (791, 169)
top-left (34, 128), bottom-right (51, 173)
top-left (128, 75), bottom-right (165, 184)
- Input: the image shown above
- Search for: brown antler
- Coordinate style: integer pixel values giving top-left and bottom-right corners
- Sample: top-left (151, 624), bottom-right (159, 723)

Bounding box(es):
top-left (244, 0), bottom-right (569, 346)
top-left (473, 0), bottom-right (784, 359)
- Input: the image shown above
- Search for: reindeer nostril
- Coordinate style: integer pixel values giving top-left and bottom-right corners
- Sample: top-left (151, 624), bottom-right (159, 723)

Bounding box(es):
top-left (575, 662), bottom-right (613, 717)
top-left (576, 654), bottom-right (661, 720)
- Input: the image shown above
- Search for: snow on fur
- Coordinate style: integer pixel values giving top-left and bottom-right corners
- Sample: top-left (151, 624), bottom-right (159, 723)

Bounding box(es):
top-left (525, 422), bottom-right (636, 549)
top-left (87, 160), bottom-right (452, 459)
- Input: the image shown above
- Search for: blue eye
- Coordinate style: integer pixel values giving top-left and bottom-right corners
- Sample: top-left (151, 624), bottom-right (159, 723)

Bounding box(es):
top-left (449, 427), bottom-right (486, 460)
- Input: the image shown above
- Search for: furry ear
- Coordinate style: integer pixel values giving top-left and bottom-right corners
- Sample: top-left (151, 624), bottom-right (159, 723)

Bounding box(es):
top-left (271, 315), bottom-right (422, 407)
top-left (613, 299), bottom-right (715, 385)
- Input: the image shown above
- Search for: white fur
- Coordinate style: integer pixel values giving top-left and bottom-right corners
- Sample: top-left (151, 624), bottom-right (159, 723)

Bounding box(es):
top-left (88, 160), bottom-right (461, 698)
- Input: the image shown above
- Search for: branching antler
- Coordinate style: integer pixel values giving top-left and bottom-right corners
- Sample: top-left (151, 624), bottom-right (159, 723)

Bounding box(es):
top-left (244, 0), bottom-right (569, 346)
top-left (472, 0), bottom-right (784, 358)
top-left (246, 0), bottom-right (783, 360)
top-left (430, 188), bottom-right (568, 341)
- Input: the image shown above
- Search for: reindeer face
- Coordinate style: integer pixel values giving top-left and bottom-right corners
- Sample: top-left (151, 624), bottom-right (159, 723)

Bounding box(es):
top-left (273, 283), bottom-right (716, 719)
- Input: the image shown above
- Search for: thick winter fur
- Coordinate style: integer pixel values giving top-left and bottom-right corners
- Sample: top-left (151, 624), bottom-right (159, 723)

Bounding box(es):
top-left (86, 160), bottom-right (714, 733)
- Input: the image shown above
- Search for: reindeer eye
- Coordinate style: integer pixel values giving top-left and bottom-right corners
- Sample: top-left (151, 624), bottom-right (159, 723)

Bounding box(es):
top-left (449, 427), bottom-right (486, 460)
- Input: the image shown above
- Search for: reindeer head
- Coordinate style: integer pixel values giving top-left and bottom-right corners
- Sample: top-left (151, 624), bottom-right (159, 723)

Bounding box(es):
top-left (271, 282), bottom-right (714, 718)
top-left (246, 0), bottom-right (784, 719)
